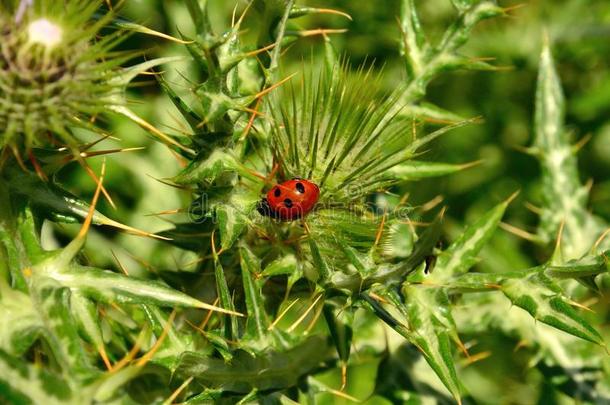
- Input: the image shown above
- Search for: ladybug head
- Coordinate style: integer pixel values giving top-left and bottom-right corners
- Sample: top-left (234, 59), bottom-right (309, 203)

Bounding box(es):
top-left (256, 198), bottom-right (281, 219)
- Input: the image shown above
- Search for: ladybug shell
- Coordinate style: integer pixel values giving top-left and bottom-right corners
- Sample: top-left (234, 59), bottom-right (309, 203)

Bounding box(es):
top-left (264, 179), bottom-right (320, 220)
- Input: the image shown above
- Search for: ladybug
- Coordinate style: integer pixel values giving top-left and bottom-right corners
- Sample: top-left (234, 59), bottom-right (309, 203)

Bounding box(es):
top-left (257, 178), bottom-right (320, 220)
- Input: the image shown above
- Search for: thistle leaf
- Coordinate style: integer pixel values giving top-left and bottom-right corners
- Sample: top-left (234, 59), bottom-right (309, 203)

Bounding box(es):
top-left (239, 245), bottom-right (269, 339)
top-left (363, 289), bottom-right (462, 403)
top-left (175, 336), bottom-right (331, 392)
top-left (400, 286), bottom-right (462, 402)
top-left (544, 253), bottom-right (609, 280)
top-left (533, 42), bottom-right (606, 258)
top-left (0, 348), bottom-right (75, 405)
top-left (388, 160), bottom-right (479, 181)
top-left (260, 254), bottom-right (297, 277)
top-left (31, 282), bottom-right (94, 378)
top-left (0, 286), bottom-right (41, 356)
top-left (399, 0), bottom-right (427, 80)
top-left (501, 272), bottom-right (604, 345)
top-left (51, 263), bottom-right (238, 315)
top-left (323, 302), bottom-right (354, 367)
top-left (429, 196), bottom-right (511, 283)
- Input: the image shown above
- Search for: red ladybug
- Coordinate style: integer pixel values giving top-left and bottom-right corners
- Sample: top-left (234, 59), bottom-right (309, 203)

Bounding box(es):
top-left (257, 178), bottom-right (320, 220)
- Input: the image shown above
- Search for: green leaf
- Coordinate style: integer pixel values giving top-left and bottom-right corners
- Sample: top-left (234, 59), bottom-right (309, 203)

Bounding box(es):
top-left (31, 281), bottom-right (94, 378)
top-left (239, 245), bottom-right (269, 339)
top-left (173, 149), bottom-right (260, 185)
top-left (217, 191), bottom-right (258, 250)
top-left (362, 289), bottom-right (462, 403)
top-left (544, 253), bottom-right (608, 279)
top-left (399, 0), bottom-right (427, 80)
top-left (213, 255), bottom-right (239, 340)
top-left (533, 42), bottom-right (606, 257)
top-left (501, 272), bottom-right (604, 345)
top-left (0, 286), bottom-right (41, 356)
top-left (400, 286), bottom-right (462, 402)
top-left (308, 239), bottom-right (331, 283)
top-left (323, 302), bottom-right (353, 365)
top-left (0, 348), bottom-right (75, 405)
top-left (49, 263), bottom-right (235, 314)
top-left (175, 336), bottom-right (330, 393)
top-left (388, 160), bottom-right (478, 181)
top-left (260, 254), bottom-right (297, 277)
top-left (399, 102), bottom-right (466, 122)
top-left (70, 292), bottom-right (105, 355)
top-left (429, 196), bottom-right (511, 283)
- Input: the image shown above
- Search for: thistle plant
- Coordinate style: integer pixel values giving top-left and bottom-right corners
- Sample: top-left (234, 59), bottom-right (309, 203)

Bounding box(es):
top-left (2, 0), bottom-right (610, 404)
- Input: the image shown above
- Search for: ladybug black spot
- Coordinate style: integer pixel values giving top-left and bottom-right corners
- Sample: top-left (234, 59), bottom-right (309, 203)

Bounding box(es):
top-left (273, 187), bottom-right (281, 197)
top-left (284, 198), bottom-right (293, 208)
top-left (295, 182), bottom-right (305, 193)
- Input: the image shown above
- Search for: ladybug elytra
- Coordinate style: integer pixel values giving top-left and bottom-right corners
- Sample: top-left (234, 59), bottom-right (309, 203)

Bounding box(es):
top-left (257, 178), bottom-right (320, 220)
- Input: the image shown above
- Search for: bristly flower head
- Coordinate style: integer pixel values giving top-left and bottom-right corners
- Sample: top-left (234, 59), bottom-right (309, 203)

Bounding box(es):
top-left (0, 0), bottom-right (140, 158)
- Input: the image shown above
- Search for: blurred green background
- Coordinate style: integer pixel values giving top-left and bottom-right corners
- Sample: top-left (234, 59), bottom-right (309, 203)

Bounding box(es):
top-left (51, 1), bottom-right (610, 403)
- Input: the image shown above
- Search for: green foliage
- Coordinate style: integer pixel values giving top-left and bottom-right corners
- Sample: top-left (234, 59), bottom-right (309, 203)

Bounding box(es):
top-left (2, 0), bottom-right (610, 404)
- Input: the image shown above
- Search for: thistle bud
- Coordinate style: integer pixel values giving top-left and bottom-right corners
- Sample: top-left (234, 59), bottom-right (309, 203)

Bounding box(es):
top-left (0, 1), bottom-right (124, 157)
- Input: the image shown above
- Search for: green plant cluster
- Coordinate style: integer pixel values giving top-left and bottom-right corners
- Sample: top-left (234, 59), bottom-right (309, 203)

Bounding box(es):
top-left (1, 0), bottom-right (610, 404)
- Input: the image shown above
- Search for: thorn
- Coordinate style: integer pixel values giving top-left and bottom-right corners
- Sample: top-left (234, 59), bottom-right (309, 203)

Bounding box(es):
top-left (573, 133), bottom-right (592, 153)
top-left (268, 299), bottom-right (300, 330)
top-left (325, 386), bottom-right (358, 402)
top-left (499, 222), bottom-right (541, 243)
top-left (513, 339), bottom-right (529, 352)
top-left (505, 190), bottom-right (521, 205)
top-left (340, 363), bottom-right (348, 391)
top-left (135, 310), bottom-right (176, 367)
top-left (458, 159), bottom-right (485, 171)
top-left (144, 208), bottom-right (184, 217)
top-left (112, 328), bottom-right (147, 372)
top-left (98, 345), bottom-right (113, 371)
top-left (368, 292), bottom-right (389, 304)
top-left (524, 201), bottom-right (543, 215)
top-left (551, 220), bottom-right (565, 263)
top-left (243, 42), bottom-right (277, 58)
top-left (461, 351), bottom-right (492, 367)
top-left (199, 297), bottom-right (221, 330)
top-left (234, 0), bottom-right (254, 28)
top-left (502, 3), bottom-right (527, 16)
top-left (291, 28), bottom-right (348, 37)
top-left (111, 250), bottom-right (129, 276)
top-left (593, 227), bottom-right (610, 253)
top-left (568, 298), bottom-right (595, 313)
top-left (252, 72), bottom-right (298, 100)
top-left (12, 145), bottom-right (28, 171)
top-left (80, 147), bottom-right (146, 158)
top-left (287, 294), bottom-right (323, 333)
top-left (78, 159), bottom-right (106, 240)
top-left (373, 211), bottom-right (387, 248)
top-left (95, 215), bottom-right (174, 241)
top-left (420, 195), bottom-right (444, 212)
top-left (28, 150), bottom-right (48, 181)
top-left (304, 8), bottom-right (352, 21)
top-left (110, 106), bottom-right (195, 155)
top-left (81, 134), bottom-right (114, 151)
top-left (512, 144), bottom-right (540, 156)
top-left (80, 159), bottom-right (116, 210)
top-left (240, 97), bottom-right (262, 141)
top-left (162, 376), bottom-right (194, 405)
top-left (399, 220), bottom-right (431, 227)
top-left (304, 300), bottom-right (325, 333)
